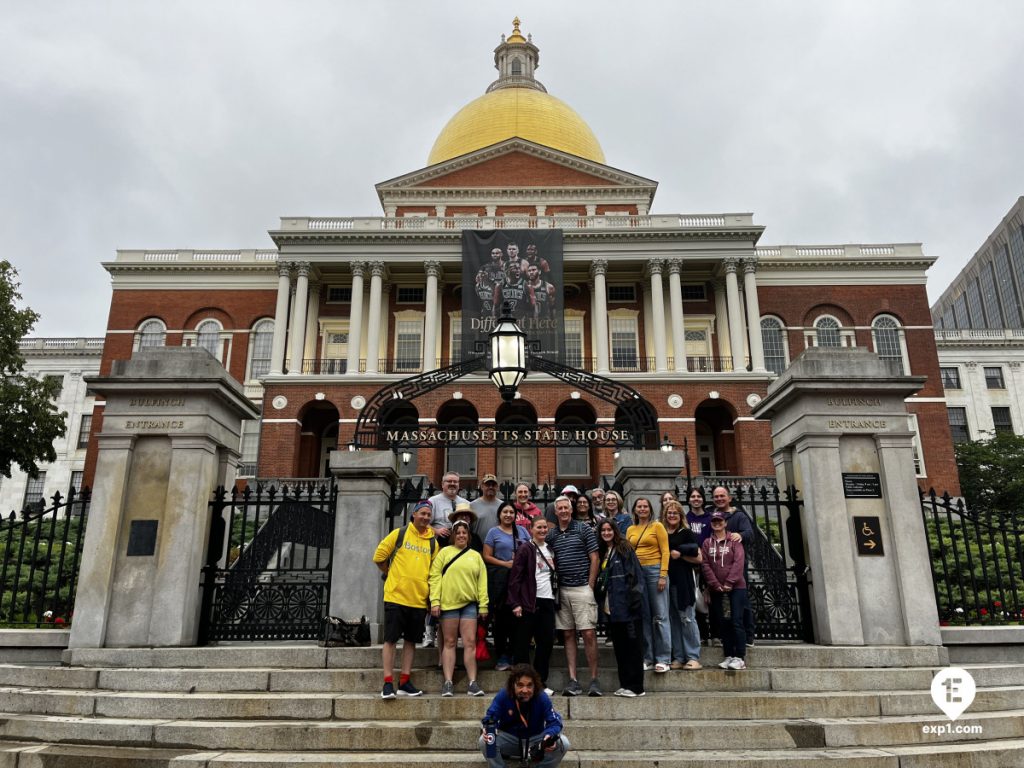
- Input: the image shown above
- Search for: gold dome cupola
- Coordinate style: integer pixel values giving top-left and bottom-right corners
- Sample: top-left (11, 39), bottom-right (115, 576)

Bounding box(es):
top-left (427, 19), bottom-right (605, 166)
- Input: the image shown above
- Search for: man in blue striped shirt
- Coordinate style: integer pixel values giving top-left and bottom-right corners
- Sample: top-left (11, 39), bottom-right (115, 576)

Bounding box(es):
top-left (546, 495), bottom-right (602, 697)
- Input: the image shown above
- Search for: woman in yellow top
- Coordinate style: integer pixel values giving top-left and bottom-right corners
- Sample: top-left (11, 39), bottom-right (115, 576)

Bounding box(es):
top-left (429, 519), bottom-right (489, 697)
top-left (626, 497), bottom-right (672, 673)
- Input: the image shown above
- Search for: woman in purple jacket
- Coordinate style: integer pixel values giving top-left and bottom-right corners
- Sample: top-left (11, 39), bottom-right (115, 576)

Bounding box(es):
top-left (508, 516), bottom-right (557, 692)
top-left (700, 511), bottom-right (748, 670)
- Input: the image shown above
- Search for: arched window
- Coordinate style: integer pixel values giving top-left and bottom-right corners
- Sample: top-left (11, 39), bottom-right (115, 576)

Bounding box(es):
top-left (195, 319), bottom-right (222, 359)
top-left (814, 316), bottom-right (842, 347)
top-left (760, 317), bottom-right (788, 374)
top-left (511, 57), bottom-right (522, 76)
top-left (137, 319), bottom-right (166, 349)
top-left (248, 319), bottom-right (274, 379)
top-left (872, 314), bottom-right (907, 374)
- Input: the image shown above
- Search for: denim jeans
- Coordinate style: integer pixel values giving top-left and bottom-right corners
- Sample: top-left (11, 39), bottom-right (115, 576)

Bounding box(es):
top-left (640, 564), bottom-right (671, 664)
top-left (709, 588), bottom-right (747, 660)
top-left (668, 585), bottom-right (702, 663)
top-left (479, 731), bottom-right (570, 768)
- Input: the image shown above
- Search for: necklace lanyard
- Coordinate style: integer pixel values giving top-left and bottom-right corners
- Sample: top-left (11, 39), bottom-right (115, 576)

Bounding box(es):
top-left (515, 700), bottom-right (530, 728)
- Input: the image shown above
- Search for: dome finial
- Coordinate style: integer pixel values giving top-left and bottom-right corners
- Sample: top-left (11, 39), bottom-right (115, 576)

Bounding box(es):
top-left (508, 17), bottom-right (527, 43)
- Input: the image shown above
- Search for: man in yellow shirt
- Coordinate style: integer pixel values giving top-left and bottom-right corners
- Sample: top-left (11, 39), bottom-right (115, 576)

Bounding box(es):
top-left (373, 499), bottom-right (437, 699)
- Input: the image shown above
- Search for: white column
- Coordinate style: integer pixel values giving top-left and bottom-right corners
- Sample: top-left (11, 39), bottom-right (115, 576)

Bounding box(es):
top-left (364, 262), bottom-right (386, 374)
top-left (724, 258), bottom-right (746, 371)
top-left (287, 262), bottom-right (310, 375)
top-left (713, 279), bottom-right (731, 364)
top-left (667, 259), bottom-right (686, 373)
top-left (590, 260), bottom-right (610, 374)
top-left (304, 281), bottom-right (320, 362)
top-left (423, 261), bottom-right (441, 371)
top-left (743, 259), bottom-right (767, 373)
top-left (346, 262), bottom-right (366, 375)
top-left (646, 259), bottom-right (668, 372)
top-left (269, 263), bottom-right (291, 375)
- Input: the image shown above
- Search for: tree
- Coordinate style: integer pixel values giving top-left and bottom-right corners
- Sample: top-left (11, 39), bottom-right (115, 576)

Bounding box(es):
top-left (0, 260), bottom-right (67, 479)
top-left (954, 431), bottom-right (1024, 518)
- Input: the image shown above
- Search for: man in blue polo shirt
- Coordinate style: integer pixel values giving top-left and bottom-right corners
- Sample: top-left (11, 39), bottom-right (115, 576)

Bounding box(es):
top-left (546, 495), bottom-right (602, 697)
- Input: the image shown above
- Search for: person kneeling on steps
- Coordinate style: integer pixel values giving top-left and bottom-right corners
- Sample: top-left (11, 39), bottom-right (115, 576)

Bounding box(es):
top-left (479, 664), bottom-right (569, 767)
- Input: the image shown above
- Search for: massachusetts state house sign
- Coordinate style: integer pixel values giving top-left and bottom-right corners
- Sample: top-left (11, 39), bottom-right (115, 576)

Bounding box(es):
top-left (381, 424), bottom-right (636, 448)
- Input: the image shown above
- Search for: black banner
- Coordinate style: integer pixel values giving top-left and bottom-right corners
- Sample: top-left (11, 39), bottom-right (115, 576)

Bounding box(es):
top-left (461, 229), bottom-right (564, 363)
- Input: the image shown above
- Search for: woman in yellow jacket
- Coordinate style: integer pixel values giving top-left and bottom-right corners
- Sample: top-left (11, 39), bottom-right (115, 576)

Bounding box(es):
top-left (626, 497), bottom-right (672, 673)
top-left (429, 519), bottom-right (489, 697)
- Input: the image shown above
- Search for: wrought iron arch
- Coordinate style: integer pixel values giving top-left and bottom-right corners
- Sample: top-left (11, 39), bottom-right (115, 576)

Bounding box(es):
top-left (352, 355), bottom-right (658, 450)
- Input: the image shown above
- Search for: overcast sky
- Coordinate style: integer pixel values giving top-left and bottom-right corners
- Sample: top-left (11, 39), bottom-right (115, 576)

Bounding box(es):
top-left (4, 1), bottom-right (1022, 336)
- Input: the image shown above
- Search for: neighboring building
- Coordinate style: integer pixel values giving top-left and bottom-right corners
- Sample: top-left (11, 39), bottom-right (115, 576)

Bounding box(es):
top-left (933, 198), bottom-right (1024, 449)
top-left (84, 20), bottom-right (959, 493)
top-left (0, 338), bottom-right (103, 513)
top-left (932, 196), bottom-right (1024, 331)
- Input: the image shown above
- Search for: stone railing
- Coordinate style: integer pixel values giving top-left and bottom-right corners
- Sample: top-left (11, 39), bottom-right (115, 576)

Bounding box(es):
top-left (114, 250), bottom-right (279, 264)
top-left (935, 328), bottom-right (1024, 343)
top-left (18, 338), bottom-right (104, 351)
top-left (281, 213), bottom-right (754, 233)
top-left (755, 244), bottom-right (916, 259)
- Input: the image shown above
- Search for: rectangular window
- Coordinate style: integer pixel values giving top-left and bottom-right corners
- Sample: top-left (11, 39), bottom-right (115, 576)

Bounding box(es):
top-left (984, 366), bottom-right (1005, 389)
top-left (69, 471), bottom-right (84, 495)
top-left (326, 286), bottom-right (352, 303)
top-left (395, 319), bottom-right (423, 372)
top-left (939, 367), bottom-right (961, 389)
top-left (564, 317), bottom-right (584, 368)
top-left (992, 407), bottom-right (1013, 434)
top-left (947, 407), bottom-right (970, 444)
top-left (23, 471), bottom-right (47, 512)
top-left (557, 444), bottom-right (589, 477)
top-left (237, 420), bottom-right (261, 477)
top-left (681, 284), bottom-right (707, 301)
top-left (609, 317), bottom-right (639, 371)
top-left (450, 314), bottom-right (462, 363)
top-left (396, 287), bottom-right (426, 304)
top-left (965, 279), bottom-right (985, 329)
top-left (44, 374), bottom-right (62, 398)
top-left (908, 415), bottom-right (925, 477)
top-left (77, 415), bottom-right (92, 449)
top-left (607, 285), bottom-right (636, 303)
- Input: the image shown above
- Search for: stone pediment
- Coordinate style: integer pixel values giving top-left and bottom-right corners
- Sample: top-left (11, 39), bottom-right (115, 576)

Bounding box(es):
top-left (376, 139), bottom-right (658, 199)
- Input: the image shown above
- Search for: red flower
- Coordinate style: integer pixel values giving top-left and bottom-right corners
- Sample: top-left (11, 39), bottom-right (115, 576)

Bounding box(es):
top-left (993, 601), bottom-right (1002, 608)
top-left (54, 617), bottom-right (66, 625)
top-left (979, 608), bottom-right (989, 616)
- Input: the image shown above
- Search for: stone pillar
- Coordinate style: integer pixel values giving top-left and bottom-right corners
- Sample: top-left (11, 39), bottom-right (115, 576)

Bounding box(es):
top-left (752, 347), bottom-right (941, 646)
top-left (590, 260), bottom-right (610, 374)
top-left (69, 348), bottom-right (258, 648)
top-left (646, 259), bottom-right (668, 372)
top-left (304, 281), bottom-right (320, 362)
top-left (346, 262), bottom-right (366, 375)
top-left (287, 262), bottom-right (310, 375)
top-left (270, 263), bottom-right (291, 375)
top-left (329, 451), bottom-right (399, 638)
top-left (723, 258), bottom-right (746, 371)
top-left (614, 451), bottom-right (682, 518)
top-left (667, 259), bottom-right (687, 373)
top-left (713, 279), bottom-right (731, 363)
top-left (423, 261), bottom-right (442, 371)
top-left (364, 262), bottom-right (386, 374)
top-left (743, 259), bottom-right (767, 373)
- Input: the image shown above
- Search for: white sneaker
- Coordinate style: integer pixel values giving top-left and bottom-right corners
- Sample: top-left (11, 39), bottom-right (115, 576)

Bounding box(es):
top-left (642, 661), bottom-right (654, 671)
top-left (727, 657), bottom-right (747, 670)
top-left (614, 688), bottom-right (644, 697)
top-left (543, 687), bottom-right (555, 697)
top-left (718, 657), bottom-right (734, 669)
top-left (419, 627), bottom-right (435, 648)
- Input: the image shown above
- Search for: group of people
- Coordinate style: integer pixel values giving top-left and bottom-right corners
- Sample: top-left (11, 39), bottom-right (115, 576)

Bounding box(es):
top-left (373, 471), bottom-right (758, 708)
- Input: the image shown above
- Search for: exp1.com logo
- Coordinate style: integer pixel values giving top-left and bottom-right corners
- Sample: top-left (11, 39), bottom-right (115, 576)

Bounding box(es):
top-left (923, 667), bottom-right (982, 736)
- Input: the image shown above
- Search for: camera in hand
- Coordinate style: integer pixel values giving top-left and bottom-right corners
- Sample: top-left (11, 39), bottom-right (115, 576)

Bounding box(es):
top-left (528, 734), bottom-right (557, 762)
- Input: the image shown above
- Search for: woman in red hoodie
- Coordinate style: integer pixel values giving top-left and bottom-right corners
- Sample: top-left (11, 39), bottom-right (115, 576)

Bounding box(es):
top-left (513, 483), bottom-right (543, 532)
top-left (700, 511), bottom-right (748, 670)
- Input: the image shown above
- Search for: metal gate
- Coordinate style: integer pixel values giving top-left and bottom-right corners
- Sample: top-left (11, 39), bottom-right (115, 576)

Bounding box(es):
top-left (699, 484), bottom-right (814, 642)
top-left (198, 482), bottom-right (337, 643)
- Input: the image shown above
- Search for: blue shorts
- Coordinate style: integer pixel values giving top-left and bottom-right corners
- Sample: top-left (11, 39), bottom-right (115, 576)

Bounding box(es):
top-left (440, 603), bottom-right (479, 621)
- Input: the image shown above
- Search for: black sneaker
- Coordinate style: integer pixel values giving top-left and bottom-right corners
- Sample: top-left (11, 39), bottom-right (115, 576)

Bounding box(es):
top-left (563, 679), bottom-right (583, 696)
top-left (398, 681), bottom-right (423, 697)
top-left (381, 681), bottom-right (396, 700)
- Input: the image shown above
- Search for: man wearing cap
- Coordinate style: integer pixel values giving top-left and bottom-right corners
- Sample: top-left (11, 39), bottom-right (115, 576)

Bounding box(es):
top-left (428, 471), bottom-right (470, 546)
top-left (545, 485), bottom-right (580, 524)
top-left (373, 499), bottom-right (437, 699)
top-left (471, 474), bottom-right (503, 539)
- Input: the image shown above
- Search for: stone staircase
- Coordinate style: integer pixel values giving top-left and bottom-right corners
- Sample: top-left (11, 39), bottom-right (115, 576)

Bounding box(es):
top-left (1, 644), bottom-right (1023, 766)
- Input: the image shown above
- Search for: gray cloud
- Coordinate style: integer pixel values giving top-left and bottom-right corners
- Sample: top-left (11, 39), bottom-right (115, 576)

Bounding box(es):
top-left (3, 1), bottom-right (1021, 334)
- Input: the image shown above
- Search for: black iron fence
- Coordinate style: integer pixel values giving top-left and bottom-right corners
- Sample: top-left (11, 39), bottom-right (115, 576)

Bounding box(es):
top-left (198, 482), bottom-right (337, 643)
top-left (922, 489), bottom-right (1023, 625)
top-left (0, 488), bottom-right (90, 627)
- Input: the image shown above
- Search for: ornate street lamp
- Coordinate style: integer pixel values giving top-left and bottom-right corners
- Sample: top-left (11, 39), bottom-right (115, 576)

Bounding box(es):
top-left (488, 306), bottom-right (528, 401)
top-left (660, 434), bottom-right (674, 453)
top-left (400, 448), bottom-right (412, 466)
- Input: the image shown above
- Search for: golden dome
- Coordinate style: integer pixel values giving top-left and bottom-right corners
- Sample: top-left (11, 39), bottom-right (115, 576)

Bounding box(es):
top-left (428, 87), bottom-right (605, 166)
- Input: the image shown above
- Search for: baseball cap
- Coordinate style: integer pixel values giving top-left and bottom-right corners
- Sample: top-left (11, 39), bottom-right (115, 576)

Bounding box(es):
top-left (710, 511), bottom-right (726, 521)
top-left (482, 473), bottom-right (498, 484)
top-left (413, 500), bottom-right (433, 513)
top-left (561, 484), bottom-right (580, 496)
